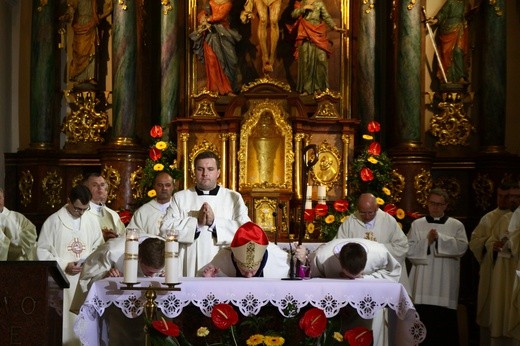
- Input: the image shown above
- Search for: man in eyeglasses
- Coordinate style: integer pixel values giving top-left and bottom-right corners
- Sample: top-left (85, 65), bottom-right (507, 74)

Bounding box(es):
top-left (37, 184), bottom-right (104, 346)
top-left (407, 188), bottom-right (468, 346)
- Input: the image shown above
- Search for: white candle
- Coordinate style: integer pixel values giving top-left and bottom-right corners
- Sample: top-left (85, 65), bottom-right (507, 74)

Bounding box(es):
top-left (165, 231), bottom-right (179, 283)
top-left (318, 185), bottom-right (327, 199)
top-left (305, 200), bottom-right (313, 210)
top-left (123, 229), bottom-right (139, 283)
top-left (306, 185), bottom-right (312, 198)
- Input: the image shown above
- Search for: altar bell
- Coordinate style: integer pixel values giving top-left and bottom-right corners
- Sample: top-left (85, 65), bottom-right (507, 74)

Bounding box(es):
top-left (197, 221), bottom-right (307, 278)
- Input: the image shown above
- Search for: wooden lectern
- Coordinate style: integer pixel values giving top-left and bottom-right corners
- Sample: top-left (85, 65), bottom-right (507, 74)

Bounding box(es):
top-left (0, 261), bottom-right (69, 345)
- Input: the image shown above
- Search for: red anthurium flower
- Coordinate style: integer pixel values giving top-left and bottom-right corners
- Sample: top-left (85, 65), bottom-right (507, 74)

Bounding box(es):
top-left (344, 326), bottom-right (373, 346)
top-left (314, 204), bottom-right (329, 217)
top-left (367, 121), bottom-right (381, 133)
top-left (304, 209), bottom-right (315, 222)
top-left (151, 320), bottom-right (180, 337)
top-left (407, 211), bottom-right (422, 219)
top-left (118, 210), bottom-right (133, 225)
top-left (333, 200), bottom-right (349, 213)
top-left (299, 307), bottom-right (327, 338)
top-left (360, 167), bottom-right (374, 182)
top-left (383, 204), bottom-right (397, 216)
top-left (211, 303), bottom-right (238, 330)
top-left (149, 147), bottom-right (162, 161)
top-left (150, 125), bottom-right (163, 138)
top-left (367, 142), bottom-right (381, 156)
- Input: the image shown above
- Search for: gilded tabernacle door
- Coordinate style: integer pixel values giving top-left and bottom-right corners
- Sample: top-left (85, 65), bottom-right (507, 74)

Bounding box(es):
top-left (237, 100), bottom-right (294, 189)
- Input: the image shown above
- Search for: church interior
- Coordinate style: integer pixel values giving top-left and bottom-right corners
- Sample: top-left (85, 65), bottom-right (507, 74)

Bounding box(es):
top-left (1, 0), bottom-right (520, 345)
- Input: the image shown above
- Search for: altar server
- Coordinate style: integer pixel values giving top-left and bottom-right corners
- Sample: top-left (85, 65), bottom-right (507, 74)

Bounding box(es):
top-left (407, 188), bottom-right (468, 346)
top-left (197, 221), bottom-right (306, 278)
top-left (70, 236), bottom-right (165, 314)
top-left (84, 173), bottom-right (126, 241)
top-left (37, 185), bottom-right (103, 346)
top-left (162, 151), bottom-right (251, 277)
top-left (0, 187), bottom-right (37, 260)
top-left (127, 171), bottom-right (175, 236)
top-left (309, 238), bottom-right (401, 282)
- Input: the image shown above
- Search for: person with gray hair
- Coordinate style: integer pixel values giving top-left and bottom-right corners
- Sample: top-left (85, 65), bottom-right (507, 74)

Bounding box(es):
top-left (407, 187), bottom-right (468, 345)
top-left (0, 187), bottom-right (37, 260)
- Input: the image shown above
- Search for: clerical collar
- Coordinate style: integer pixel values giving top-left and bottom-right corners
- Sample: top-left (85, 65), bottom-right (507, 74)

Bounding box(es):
top-left (195, 186), bottom-right (220, 196)
top-left (426, 215), bottom-right (448, 224)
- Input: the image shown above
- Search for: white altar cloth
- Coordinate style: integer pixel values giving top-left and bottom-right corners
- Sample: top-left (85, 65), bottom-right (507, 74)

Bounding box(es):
top-left (75, 277), bottom-right (425, 345)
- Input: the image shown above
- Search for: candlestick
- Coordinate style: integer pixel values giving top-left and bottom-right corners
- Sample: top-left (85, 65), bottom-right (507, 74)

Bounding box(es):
top-left (164, 230), bottom-right (179, 284)
top-left (124, 228), bottom-right (139, 284)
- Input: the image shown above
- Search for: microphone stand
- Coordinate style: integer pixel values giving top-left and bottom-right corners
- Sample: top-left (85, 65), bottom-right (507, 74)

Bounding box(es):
top-left (281, 202), bottom-right (301, 280)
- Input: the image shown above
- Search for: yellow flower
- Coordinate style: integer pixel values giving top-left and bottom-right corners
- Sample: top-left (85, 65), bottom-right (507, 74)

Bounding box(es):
top-left (246, 334), bottom-right (264, 345)
top-left (147, 189), bottom-right (157, 198)
top-left (325, 215), bottom-right (335, 224)
top-left (155, 141), bottom-right (168, 150)
top-left (382, 187), bottom-right (391, 196)
top-left (376, 197), bottom-right (385, 205)
top-left (396, 208), bottom-right (406, 219)
top-left (264, 336), bottom-right (285, 346)
top-left (340, 215), bottom-right (349, 223)
top-left (333, 332), bottom-right (343, 342)
top-left (307, 223), bottom-right (315, 234)
top-left (363, 134), bottom-right (374, 140)
top-left (197, 326), bottom-right (209, 337)
top-left (153, 163), bottom-right (164, 171)
top-left (367, 156), bottom-right (378, 164)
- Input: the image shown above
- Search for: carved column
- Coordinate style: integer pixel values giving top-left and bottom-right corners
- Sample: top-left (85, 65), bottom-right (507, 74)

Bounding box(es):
top-left (160, 1), bottom-right (180, 125)
top-left (29, 0), bottom-right (58, 149)
top-left (395, 1), bottom-right (421, 144)
top-left (479, 0), bottom-right (506, 152)
top-left (357, 2), bottom-right (376, 128)
top-left (111, 1), bottom-right (137, 144)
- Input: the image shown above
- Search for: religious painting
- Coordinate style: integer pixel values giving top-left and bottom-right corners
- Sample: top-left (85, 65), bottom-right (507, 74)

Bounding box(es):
top-left (187, 0), bottom-right (350, 112)
top-left (310, 140), bottom-right (341, 190)
top-left (254, 197), bottom-right (278, 233)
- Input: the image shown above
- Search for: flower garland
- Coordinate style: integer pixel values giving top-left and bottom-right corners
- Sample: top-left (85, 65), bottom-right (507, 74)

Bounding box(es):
top-left (139, 125), bottom-right (183, 204)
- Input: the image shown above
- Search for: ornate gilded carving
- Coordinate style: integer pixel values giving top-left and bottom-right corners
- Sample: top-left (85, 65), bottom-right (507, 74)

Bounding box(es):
top-left (161, 0), bottom-right (173, 14)
top-left (72, 174), bottom-right (84, 188)
top-left (62, 91), bottom-right (109, 144)
top-left (254, 198), bottom-right (277, 233)
top-left (118, 0), bottom-right (128, 11)
top-left (189, 140), bottom-right (221, 184)
top-left (42, 170), bottom-right (63, 209)
top-left (101, 166), bottom-right (121, 204)
top-left (407, 0), bottom-right (417, 10)
top-left (192, 90), bottom-right (219, 118)
top-left (429, 92), bottom-right (475, 146)
top-left (341, 134), bottom-right (352, 198)
top-left (389, 169), bottom-right (405, 204)
top-left (130, 167), bottom-right (144, 200)
top-left (434, 177), bottom-right (461, 208)
top-left (312, 90), bottom-right (341, 119)
top-left (414, 168), bottom-right (433, 208)
top-left (18, 170), bottom-right (34, 207)
top-left (310, 141), bottom-right (341, 191)
top-left (472, 173), bottom-right (494, 211)
top-left (238, 99), bottom-right (294, 189)
top-left (363, 0), bottom-right (375, 14)
top-left (240, 77), bottom-right (291, 93)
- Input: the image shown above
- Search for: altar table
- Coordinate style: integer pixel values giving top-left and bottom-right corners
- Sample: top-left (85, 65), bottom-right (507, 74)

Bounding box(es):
top-left (74, 277), bottom-right (425, 345)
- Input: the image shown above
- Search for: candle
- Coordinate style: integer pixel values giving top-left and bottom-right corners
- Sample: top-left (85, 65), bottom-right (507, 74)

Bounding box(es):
top-left (165, 230), bottom-right (179, 283)
top-left (123, 228), bottom-right (139, 283)
top-left (306, 185), bottom-right (312, 199)
top-left (305, 200), bottom-right (313, 210)
top-left (317, 185), bottom-right (327, 204)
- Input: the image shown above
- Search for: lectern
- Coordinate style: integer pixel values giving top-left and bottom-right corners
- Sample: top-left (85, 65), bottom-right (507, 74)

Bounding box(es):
top-left (0, 261), bottom-right (69, 345)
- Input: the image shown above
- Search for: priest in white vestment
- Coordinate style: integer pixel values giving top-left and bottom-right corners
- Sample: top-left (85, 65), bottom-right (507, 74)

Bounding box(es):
top-left (335, 193), bottom-right (410, 292)
top-left (37, 185), bottom-right (104, 346)
top-left (84, 173), bottom-right (126, 241)
top-left (127, 171), bottom-right (176, 236)
top-left (162, 151), bottom-right (250, 277)
top-left (407, 188), bottom-right (468, 346)
top-left (197, 222), bottom-right (304, 278)
top-left (469, 183), bottom-right (511, 345)
top-left (0, 187), bottom-right (37, 260)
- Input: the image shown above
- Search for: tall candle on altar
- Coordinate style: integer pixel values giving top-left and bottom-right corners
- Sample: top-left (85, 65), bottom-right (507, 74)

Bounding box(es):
top-left (306, 185), bottom-right (312, 199)
top-left (165, 230), bottom-right (179, 283)
top-left (318, 185), bottom-right (327, 204)
top-left (124, 228), bottom-right (139, 283)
